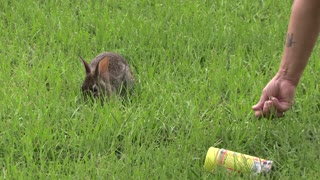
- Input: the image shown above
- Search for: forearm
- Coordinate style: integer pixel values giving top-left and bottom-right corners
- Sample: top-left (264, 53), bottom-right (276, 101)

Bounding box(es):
top-left (277, 0), bottom-right (320, 86)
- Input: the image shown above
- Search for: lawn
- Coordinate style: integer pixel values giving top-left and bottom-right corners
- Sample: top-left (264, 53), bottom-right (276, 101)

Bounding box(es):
top-left (0, 0), bottom-right (319, 179)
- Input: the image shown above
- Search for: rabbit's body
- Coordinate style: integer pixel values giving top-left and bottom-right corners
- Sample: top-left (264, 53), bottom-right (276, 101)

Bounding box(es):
top-left (80, 52), bottom-right (134, 99)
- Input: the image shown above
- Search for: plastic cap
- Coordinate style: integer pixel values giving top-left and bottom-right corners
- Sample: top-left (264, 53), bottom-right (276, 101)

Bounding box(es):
top-left (204, 147), bottom-right (220, 172)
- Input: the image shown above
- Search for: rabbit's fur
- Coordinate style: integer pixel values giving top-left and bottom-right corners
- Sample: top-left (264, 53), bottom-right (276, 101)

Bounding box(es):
top-left (80, 52), bottom-right (134, 100)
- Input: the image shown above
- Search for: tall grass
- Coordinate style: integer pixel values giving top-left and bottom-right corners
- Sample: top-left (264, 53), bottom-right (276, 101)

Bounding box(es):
top-left (0, 0), bottom-right (319, 179)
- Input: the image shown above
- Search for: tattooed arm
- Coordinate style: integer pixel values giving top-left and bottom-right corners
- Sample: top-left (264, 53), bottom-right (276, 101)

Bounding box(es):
top-left (279, 0), bottom-right (320, 86)
top-left (252, 0), bottom-right (320, 118)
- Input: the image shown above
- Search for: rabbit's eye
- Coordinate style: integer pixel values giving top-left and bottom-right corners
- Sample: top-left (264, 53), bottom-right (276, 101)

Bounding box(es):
top-left (92, 84), bottom-right (98, 93)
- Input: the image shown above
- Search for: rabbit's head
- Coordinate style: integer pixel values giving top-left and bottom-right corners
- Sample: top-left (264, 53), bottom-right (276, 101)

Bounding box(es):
top-left (80, 56), bottom-right (108, 99)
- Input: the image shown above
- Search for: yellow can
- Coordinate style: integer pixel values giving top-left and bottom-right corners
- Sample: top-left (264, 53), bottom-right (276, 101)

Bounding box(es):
top-left (204, 147), bottom-right (273, 175)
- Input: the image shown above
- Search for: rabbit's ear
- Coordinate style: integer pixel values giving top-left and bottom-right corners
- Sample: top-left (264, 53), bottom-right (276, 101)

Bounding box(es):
top-left (79, 56), bottom-right (91, 75)
top-left (94, 57), bottom-right (109, 79)
top-left (94, 61), bottom-right (101, 80)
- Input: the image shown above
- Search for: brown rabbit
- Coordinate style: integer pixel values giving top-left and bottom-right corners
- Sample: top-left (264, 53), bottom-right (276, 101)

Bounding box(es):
top-left (80, 52), bottom-right (134, 100)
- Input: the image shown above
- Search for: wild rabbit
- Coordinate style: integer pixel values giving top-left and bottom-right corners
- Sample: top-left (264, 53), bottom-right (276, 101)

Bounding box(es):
top-left (80, 52), bottom-right (134, 100)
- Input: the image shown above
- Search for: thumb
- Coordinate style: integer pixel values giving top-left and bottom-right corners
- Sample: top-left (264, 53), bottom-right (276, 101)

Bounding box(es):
top-left (270, 97), bottom-right (291, 112)
top-left (252, 94), bottom-right (268, 111)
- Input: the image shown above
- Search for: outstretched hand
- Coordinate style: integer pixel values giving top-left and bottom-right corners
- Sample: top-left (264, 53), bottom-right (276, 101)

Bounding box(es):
top-left (252, 75), bottom-right (296, 118)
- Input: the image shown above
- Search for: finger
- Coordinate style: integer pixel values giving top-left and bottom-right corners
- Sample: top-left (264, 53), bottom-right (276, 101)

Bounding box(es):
top-left (270, 97), bottom-right (291, 112)
top-left (262, 100), bottom-right (273, 117)
top-left (263, 99), bottom-right (287, 118)
top-left (254, 110), bottom-right (262, 118)
top-left (252, 94), bottom-right (269, 111)
top-left (254, 108), bottom-right (284, 118)
top-left (253, 96), bottom-right (271, 118)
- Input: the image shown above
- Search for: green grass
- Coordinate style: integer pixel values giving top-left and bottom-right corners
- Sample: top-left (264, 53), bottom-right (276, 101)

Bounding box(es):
top-left (0, 0), bottom-right (319, 179)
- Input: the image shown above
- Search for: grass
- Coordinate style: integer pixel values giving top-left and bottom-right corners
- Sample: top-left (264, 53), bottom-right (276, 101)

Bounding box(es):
top-left (0, 0), bottom-right (319, 179)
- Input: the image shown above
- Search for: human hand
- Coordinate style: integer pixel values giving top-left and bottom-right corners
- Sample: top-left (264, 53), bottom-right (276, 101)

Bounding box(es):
top-left (252, 75), bottom-right (296, 118)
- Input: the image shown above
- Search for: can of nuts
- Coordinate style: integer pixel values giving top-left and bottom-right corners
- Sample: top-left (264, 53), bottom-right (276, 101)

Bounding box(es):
top-left (204, 147), bottom-right (273, 175)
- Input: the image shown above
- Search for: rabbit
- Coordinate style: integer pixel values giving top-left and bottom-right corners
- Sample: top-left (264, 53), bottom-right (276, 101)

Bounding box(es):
top-left (80, 52), bottom-right (134, 100)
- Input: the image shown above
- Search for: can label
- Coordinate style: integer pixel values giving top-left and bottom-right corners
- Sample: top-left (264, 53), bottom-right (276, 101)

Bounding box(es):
top-left (218, 149), bottom-right (273, 174)
top-left (251, 158), bottom-right (273, 174)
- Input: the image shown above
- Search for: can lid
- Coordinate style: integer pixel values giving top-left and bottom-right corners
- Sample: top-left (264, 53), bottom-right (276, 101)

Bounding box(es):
top-left (204, 147), bottom-right (220, 172)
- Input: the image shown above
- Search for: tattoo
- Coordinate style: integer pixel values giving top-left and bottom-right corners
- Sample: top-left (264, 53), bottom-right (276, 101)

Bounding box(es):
top-left (283, 67), bottom-right (288, 76)
top-left (286, 33), bottom-right (296, 47)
